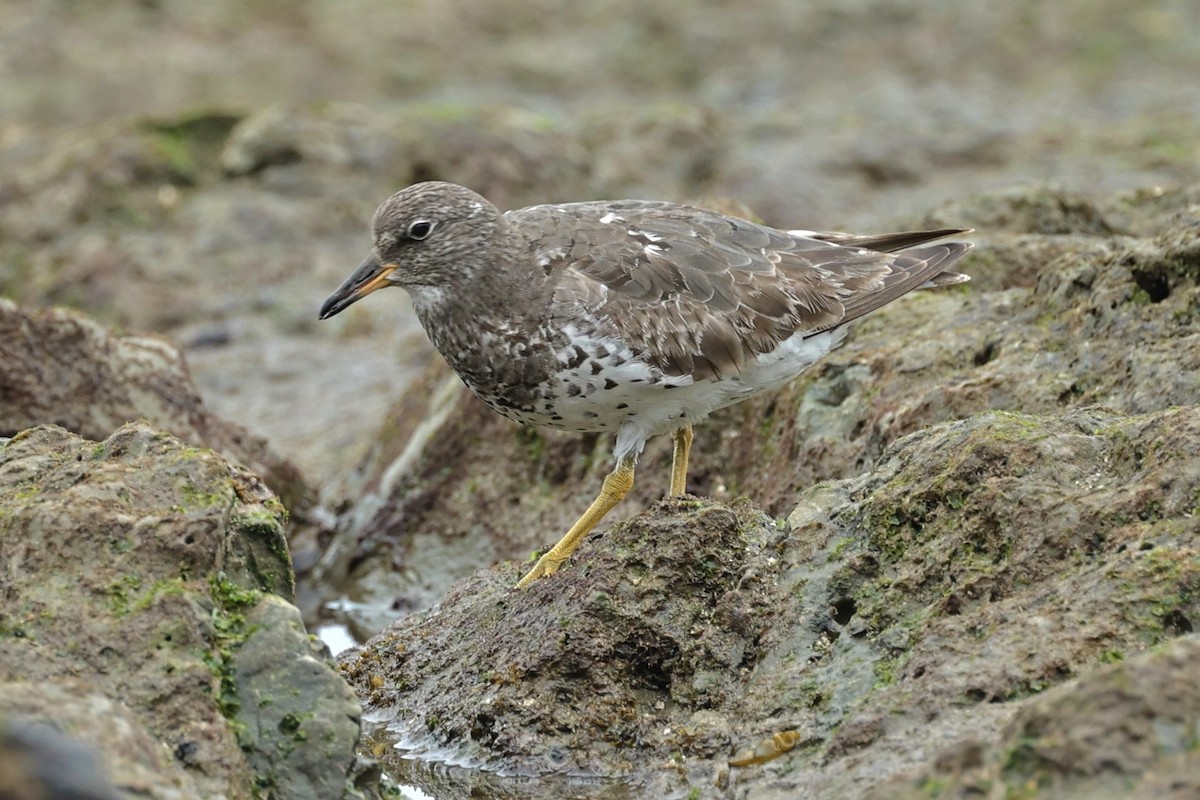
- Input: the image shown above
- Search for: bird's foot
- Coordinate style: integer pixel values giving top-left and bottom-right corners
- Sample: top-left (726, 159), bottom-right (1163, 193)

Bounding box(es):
top-left (515, 550), bottom-right (567, 589)
top-left (512, 456), bottom-right (637, 591)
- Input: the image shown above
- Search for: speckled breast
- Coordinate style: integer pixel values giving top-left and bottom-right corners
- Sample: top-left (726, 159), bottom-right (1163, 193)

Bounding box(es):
top-left (467, 321), bottom-right (695, 435)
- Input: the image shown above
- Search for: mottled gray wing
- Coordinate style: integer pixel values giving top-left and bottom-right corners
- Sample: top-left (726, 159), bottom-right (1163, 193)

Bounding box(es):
top-left (512, 201), bottom-right (971, 380)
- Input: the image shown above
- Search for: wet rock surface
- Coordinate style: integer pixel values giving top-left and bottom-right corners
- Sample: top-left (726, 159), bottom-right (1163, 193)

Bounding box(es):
top-left (342, 406), bottom-right (1200, 798)
top-left (0, 423), bottom-right (377, 799)
top-left (875, 635), bottom-right (1200, 800)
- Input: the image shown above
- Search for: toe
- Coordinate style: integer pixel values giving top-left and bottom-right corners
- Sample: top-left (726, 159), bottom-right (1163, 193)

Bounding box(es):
top-left (515, 553), bottom-right (562, 589)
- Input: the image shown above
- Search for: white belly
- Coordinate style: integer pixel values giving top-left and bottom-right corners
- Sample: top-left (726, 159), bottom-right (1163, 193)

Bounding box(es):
top-left (528, 325), bottom-right (849, 461)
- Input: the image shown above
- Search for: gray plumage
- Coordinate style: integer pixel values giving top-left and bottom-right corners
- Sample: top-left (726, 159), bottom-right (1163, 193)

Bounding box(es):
top-left (320, 181), bottom-right (971, 462)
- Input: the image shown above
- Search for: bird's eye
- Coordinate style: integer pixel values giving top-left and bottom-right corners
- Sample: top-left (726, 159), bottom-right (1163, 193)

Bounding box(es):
top-left (407, 220), bottom-right (434, 240)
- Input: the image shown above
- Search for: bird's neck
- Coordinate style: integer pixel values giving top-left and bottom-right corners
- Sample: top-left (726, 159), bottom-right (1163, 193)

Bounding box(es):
top-left (412, 288), bottom-right (559, 406)
top-left (408, 245), bottom-right (555, 386)
top-left (409, 261), bottom-right (547, 333)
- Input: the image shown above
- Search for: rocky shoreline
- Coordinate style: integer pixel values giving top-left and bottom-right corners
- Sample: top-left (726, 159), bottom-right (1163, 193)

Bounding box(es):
top-left (3, 3), bottom-right (1199, 795)
top-left (3, 178), bottom-right (1198, 797)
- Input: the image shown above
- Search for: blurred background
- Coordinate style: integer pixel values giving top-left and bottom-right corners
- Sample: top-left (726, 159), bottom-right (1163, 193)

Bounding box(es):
top-left (2, 0), bottom-right (1198, 497)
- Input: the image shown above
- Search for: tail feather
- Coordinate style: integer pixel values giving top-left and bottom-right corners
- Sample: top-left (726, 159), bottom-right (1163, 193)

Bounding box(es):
top-left (832, 240), bottom-right (973, 328)
top-left (811, 228), bottom-right (973, 253)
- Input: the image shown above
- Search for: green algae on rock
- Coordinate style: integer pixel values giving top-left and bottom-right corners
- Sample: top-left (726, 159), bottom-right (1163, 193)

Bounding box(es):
top-left (339, 406), bottom-right (1200, 799)
top-left (0, 422), bottom-right (377, 800)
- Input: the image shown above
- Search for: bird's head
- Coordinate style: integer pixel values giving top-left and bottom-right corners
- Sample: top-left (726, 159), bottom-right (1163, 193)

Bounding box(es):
top-left (319, 181), bottom-right (500, 320)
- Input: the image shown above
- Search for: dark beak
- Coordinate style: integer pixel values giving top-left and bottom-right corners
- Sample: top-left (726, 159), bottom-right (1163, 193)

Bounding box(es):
top-left (318, 253), bottom-right (398, 320)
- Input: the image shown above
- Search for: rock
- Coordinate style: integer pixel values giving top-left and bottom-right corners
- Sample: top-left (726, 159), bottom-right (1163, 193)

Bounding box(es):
top-left (0, 114), bottom-right (238, 247)
top-left (340, 405), bottom-right (1200, 798)
top-left (387, 104), bottom-right (593, 210)
top-left (0, 685), bottom-right (193, 799)
top-left (0, 422), bottom-right (378, 799)
top-left (0, 711), bottom-right (125, 800)
top-left (574, 101), bottom-right (725, 202)
top-left (877, 635), bottom-right (1200, 800)
top-left (220, 103), bottom-right (593, 211)
top-left (924, 185), bottom-right (1117, 237)
top-left (0, 299), bottom-right (312, 513)
top-left (220, 104), bottom-right (395, 177)
top-left (233, 595), bottom-right (373, 800)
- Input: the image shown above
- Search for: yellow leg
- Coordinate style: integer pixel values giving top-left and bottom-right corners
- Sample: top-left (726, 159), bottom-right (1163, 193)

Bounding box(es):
top-left (669, 424), bottom-right (694, 497)
top-left (515, 456), bottom-right (636, 589)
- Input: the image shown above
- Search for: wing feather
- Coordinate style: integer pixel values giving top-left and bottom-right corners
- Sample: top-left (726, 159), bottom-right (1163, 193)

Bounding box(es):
top-left (515, 202), bottom-right (972, 380)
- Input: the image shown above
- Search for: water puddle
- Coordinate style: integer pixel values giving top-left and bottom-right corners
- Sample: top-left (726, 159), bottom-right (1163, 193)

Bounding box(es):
top-left (314, 621), bottom-right (357, 655)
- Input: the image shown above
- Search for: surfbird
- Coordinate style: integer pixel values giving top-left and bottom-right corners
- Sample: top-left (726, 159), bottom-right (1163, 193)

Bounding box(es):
top-left (319, 181), bottom-right (972, 589)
